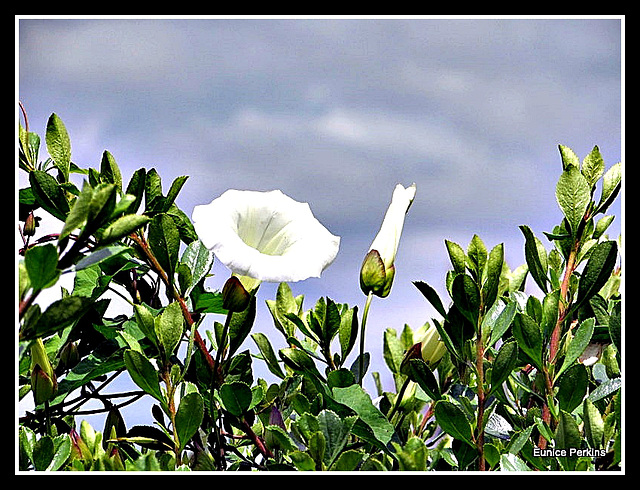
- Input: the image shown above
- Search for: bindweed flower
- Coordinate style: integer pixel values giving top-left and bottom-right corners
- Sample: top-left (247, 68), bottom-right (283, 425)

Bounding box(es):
top-left (192, 189), bottom-right (340, 291)
top-left (419, 323), bottom-right (446, 368)
top-left (360, 183), bottom-right (416, 297)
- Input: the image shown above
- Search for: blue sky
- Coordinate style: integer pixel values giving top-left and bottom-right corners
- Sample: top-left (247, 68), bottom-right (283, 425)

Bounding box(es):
top-left (17, 16), bottom-right (623, 427)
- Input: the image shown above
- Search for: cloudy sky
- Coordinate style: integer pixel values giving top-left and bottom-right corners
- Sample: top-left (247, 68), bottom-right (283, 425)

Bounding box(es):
top-left (17, 16), bottom-right (623, 425)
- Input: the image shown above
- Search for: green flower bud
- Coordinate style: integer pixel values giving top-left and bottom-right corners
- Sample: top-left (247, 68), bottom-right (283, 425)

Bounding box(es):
top-left (31, 365), bottom-right (57, 405)
top-left (24, 211), bottom-right (37, 236)
top-left (30, 338), bottom-right (58, 405)
top-left (59, 341), bottom-right (80, 371)
top-left (359, 249), bottom-right (387, 297)
top-left (222, 276), bottom-right (251, 312)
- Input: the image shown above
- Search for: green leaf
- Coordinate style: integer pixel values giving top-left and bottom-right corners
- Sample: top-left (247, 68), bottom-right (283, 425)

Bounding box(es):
top-left (574, 240), bottom-right (618, 311)
top-left (74, 245), bottom-right (133, 271)
top-left (558, 144), bottom-right (580, 170)
top-left (29, 170), bottom-right (70, 221)
top-left (99, 214), bottom-right (151, 245)
top-left (99, 150), bottom-right (123, 191)
top-left (556, 166), bottom-right (591, 238)
top-left (134, 303), bottom-right (159, 348)
top-left (555, 317), bottom-right (595, 381)
top-left (332, 384), bottom-right (394, 446)
top-left (175, 392), bottom-right (204, 451)
top-left (164, 175), bottom-right (189, 211)
top-left (330, 449), bottom-right (364, 471)
top-left (394, 436), bottom-right (428, 471)
top-left (24, 296), bottom-right (92, 340)
top-left (144, 168), bottom-right (163, 211)
top-left (451, 274), bottom-right (480, 327)
top-left (124, 349), bottom-right (163, 402)
top-left (60, 181), bottom-right (93, 240)
top-left (466, 234), bottom-right (487, 282)
top-left (179, 239), bottom-right (215, 296)
top-left (512, 313), bottom-right (543, 369)
top-left (251, 333), bottom-right (285, 379)
top-left (219, 381), bottom-right (252, 416)
top-left (583, 398), bottom-right (604, 449)
top-left (87, 183), bottom-right (117, 229)
top-left (148, 213), bottom-right (180, 281)
top-left (595, 162), bottom-right (621, 214)
top-left (227, 295), bottom-right (256, 359)
top-left (338, 305), bottom-right (359, 362)
top-left (279, 347), bottom-right (323, 380)
top-left (519, 225), bottom-right (548, 293)
top-left (45, 113), bottom-right (71, 181)
top-left (500, 453), bottom-right (532, 471)
top-left (445, 239), bottom-right (466, 274)
top-left (32, 435), bottom-right (55, 471)
top-left (482, 243), bottom-right (504, 310)
top-left (125, 168), bottom-right (146, 214)
top-left (433, 400), bottom-right (474, 448)
top-left (581, 146), bottom-right (605, 189)
top-left (556, 363), bottom-right (588, 413)
top-left (554, 410), bottom-right (582, 471)
top-left (25, 243), bottom-right (59, 291)
top-left (487, 298), bottom-right (517, 348)
top-left (408, 358), bottom-right (441, 401)
top-left (413, 280), bottom-right (448, 318)
top-left (318, 409), bottom-right (356, 466)
top-left (154, 301), bottom-right (184, 358)
top-left (489, 339), bottom-right (519, 395)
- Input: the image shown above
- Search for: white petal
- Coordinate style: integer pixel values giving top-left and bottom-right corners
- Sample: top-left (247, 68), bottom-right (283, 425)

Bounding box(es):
top-left (192, 189), bottom-right (340, 283)
top-left (369, 183), bottom-right (416, 267)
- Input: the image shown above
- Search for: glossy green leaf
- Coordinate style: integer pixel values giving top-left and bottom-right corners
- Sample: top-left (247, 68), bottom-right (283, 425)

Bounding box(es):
top-left (179, 239), bottom-right (215, 296)
top-left (25, 243), bottom-right (59, 291)
top-left (148, 213), bottom-right (180, 280)
top-left (482, 243), bottom-right (504, 310)
top-left (251, 333), bottom-right (285, 379)
top-left (555, 317), bottom-right (595, 381)
top-left (27, 296), bottom-right (92, 340)
top-left (99, 150), bottom-right (122, 191)
top-left (451, 274), bottom-right (480, 327)
top-left (433, 400), bottom-right (474, 448)
top-left (408, 358), bottom-right (441, 401)
top-left (227, 295), bottom-right (256, 358)
top-left (332, 384), bottom-right (394, 446)
top-left (175, 392), bottom-right (204, 451)
top-left (556, 166), bottom-right (590, 238)
top-left (29, 170), bottom-right (70, 221)
top-left (413, 280), bottom-right (448, 318)
top-left (45, 113), bottom-right (71, 181)
top-left (519, 225), bottom-right (548, 293)
top-left (445, 239), bottom-right (466, 274)
top-left (512, 313), bottom-right (543, 369)
top-left (490, 339), bottom-right (519, 395)
top-left (99, 214), bottom-right (151, 245)
top-left (154, 301), bottom-right (184, 358)
top-left (338, 304), bottom-right (359, 362)
top-left (581, 145), bottom-right (605, 189)
top-left (60, 181), bottom-right (93, 240)
top-left (596, 162), bottom-right (621, 214)
top-left (556, 363), bottom-right (588, 413)
top-left (219, 381), bottom-right (252, 416)
top-left (124, 349), bottom-right (163, 402)
top-left (574, 240), bottom-right (618, 311)
top-left (583, 398), bottom-right (604, 449)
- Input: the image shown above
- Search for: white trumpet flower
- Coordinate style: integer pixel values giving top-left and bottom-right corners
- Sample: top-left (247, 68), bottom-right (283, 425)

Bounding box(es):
top-left (192, 189), bottom-right (340, 290)
top-left (360, 183), bottom-right (416, 297)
